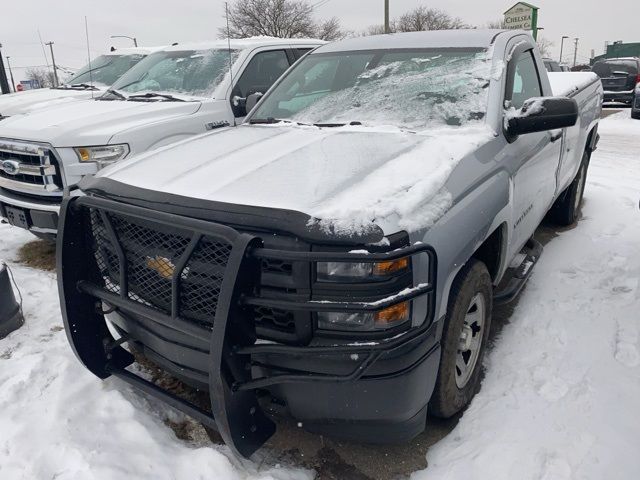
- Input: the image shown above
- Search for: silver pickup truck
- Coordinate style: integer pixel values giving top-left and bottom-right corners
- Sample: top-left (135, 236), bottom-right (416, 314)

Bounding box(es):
top-left (58, 30), bottom-right (602, 458)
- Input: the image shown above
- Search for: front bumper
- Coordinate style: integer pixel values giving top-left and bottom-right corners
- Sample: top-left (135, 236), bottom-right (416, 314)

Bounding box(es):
top-left (58, 194), bottom-right (438, 457)
top-left (0, 188), bottom-right (60, 234)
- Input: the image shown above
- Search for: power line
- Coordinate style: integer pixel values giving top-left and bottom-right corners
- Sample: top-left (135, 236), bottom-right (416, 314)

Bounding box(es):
top-left (311, 0), bottom-right (332, 9)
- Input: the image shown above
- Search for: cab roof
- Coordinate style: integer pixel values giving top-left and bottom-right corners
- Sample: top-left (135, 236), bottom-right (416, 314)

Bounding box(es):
top-left (315, 29), bottom-right (508, 53)
top-left (162, 37), bottom-right (325, 52)
top-left (107, 46), bottom-right (166, 55)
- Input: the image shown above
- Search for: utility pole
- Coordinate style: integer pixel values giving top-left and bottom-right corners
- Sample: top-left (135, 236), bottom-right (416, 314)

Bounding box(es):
top-left (45, 41), bottom-right (59, 87)
top-left (6, 56), bottom-right (15, 92)
top-left (559, 35), bottom-right (569, 63)
top-left (572, 37), bottom-right (579, 68)
top-left (0, 43), bottom-right (10, 94)
top-left (384, 0), bottom-right (390, 33)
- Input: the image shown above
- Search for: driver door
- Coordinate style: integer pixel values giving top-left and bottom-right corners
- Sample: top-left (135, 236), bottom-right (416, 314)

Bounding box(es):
top-left (506, 48), bottom-right (562, 252)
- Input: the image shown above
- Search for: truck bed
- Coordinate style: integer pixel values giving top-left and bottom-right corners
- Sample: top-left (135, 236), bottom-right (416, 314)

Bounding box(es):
top-left (548, 72), bottom-right (600, 97)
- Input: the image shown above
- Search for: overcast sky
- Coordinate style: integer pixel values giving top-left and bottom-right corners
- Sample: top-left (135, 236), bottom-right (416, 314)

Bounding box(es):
top-left (1, 0), bottom-right (636, 81)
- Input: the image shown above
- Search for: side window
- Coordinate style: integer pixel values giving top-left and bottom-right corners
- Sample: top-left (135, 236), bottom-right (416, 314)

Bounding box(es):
top-left (232, 50), bottom-right (290, 117)
top-left (294, 48), bottom-right (314, 59)
top-left (508, 51), bottom-right (542, 109)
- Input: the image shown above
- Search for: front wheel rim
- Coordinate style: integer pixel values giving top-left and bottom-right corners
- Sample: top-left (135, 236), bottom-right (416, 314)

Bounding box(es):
top-left (455, 293), bottom-right (486, 389)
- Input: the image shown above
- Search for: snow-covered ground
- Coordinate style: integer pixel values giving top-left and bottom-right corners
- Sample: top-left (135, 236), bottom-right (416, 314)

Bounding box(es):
top-left (0, 112), bottom-right (639, 479)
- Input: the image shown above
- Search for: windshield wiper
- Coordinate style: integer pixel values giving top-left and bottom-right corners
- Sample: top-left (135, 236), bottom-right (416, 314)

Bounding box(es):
top-left (55, 83), bottom-right (99, 91)
top-left (313, 121), bottom-right (362, 127)
top-left (126, 92), bottom-right (186, 102)
top-left (249, 117), bottom-right (285, 124)
top-left (70, 83), bottom-right (100, 90)
top-left (97, 88), bottom-right (127, 101)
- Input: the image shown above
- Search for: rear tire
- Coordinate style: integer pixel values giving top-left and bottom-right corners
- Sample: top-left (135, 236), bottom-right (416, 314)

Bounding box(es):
top-left (429, 259), bottom-right (492, 418)
top-left (632, 111), bottom-right (640, 120)
top-left (549, 150), bottom-right (589, 226)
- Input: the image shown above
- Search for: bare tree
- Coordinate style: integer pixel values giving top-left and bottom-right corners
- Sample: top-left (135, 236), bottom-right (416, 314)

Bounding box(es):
top-left (364, 7), bottom-right (466, 36)
top-left (396, 6), bottom-right (467, 32)
top-left (363, 23), bottom-right (396, 36)
top-left (26, 68), bottom-right (55, 88)
top-left (314, 17), bottom-right (346, 41)
top-left (537, 37), bottom-right (554, 57)
top-left (220, 0), bottom-right (344, 39)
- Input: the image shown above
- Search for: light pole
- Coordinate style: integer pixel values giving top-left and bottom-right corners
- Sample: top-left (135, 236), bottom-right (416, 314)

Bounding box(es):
top-left (6, 56), bottom-right (15, 92)
top-left (0, 43), bottom-right (10, 94)
top-left (110, 35), bottom-right (138, 47)
top-left (573, 37), bottom-right (579, 68)
top-left (558, 36), bottom-right (569, 64)
top-left (384, 0), bottom-right (390, 33)
top-left (45, 41), bottom-right (59, 87)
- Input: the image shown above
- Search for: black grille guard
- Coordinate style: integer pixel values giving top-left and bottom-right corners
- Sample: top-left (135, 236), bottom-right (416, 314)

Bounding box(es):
top-left (57, 194), bottom-right (436, 458)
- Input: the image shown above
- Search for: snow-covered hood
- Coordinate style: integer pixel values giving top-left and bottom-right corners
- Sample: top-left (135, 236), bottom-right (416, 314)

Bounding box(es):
top-left (99, 123), bottom-right (493, 235)
top-left (0, 87), bottom-right (100, 117)
top-left (0, 99), bottom-right (202, 147)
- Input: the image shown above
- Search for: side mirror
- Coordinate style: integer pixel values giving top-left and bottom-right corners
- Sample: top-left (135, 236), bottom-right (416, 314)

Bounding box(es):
top-left (506, 96), bottom-right (578, 138)
top-left (245, 92), bottom-right (264, 113)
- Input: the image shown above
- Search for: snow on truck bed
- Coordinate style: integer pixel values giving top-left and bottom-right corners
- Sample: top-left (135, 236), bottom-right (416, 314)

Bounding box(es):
top-left (0, 112), bottom-right (639, 479)
top-left (548, 71), bottom-right (600, 97)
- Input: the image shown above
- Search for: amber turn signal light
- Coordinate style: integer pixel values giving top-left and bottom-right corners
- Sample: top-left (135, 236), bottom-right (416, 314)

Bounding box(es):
top-left (374, 301), bottom-right (410, 326)
top-left (373, 257), bottom-right (409, 276)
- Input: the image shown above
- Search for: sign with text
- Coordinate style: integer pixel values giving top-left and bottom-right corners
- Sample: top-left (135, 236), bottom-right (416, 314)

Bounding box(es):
top-left (504, 2), bottom-right (537, 31)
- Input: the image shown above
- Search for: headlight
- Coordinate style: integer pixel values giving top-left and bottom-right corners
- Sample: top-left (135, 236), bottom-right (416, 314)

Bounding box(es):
top-left (317, 301), bottom-right (410, 331)
top-left (74, 144), bottom-right (129, 168)
top-left (316, 257), bottom-right (409, 283)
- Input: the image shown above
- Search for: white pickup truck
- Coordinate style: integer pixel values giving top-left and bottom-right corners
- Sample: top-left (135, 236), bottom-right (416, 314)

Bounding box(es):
top-left (0, 37), bottom-right (323, 238)
top-left (0, 47), bottom-right (156, 119)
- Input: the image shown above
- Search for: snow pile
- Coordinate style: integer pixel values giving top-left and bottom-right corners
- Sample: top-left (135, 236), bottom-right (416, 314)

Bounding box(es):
top-left (548, 72), bottom-right (599, 97)
top-left (416, 111), bottom-right (640, 480)
top-left (309, 125), bottom-right (493, 234)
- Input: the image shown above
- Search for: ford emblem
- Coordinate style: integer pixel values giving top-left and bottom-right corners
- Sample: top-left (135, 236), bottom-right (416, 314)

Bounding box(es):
top-left (1, 160), bottom-right (20, 176)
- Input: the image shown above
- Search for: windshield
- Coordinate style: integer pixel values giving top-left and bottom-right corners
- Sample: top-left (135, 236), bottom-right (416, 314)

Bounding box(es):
top-left (108, 49), bottom-right (239, 99)
top-left (250, 48), bottom-right (492, 130)
top-left (64, 54), bottom-right (145, 87)
top-left (592, 60), bottom-right (638, 77)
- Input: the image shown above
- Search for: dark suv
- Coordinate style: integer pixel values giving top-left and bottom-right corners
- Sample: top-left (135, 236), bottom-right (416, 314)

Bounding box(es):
top-left (592, 57), bottom-right (640, 105)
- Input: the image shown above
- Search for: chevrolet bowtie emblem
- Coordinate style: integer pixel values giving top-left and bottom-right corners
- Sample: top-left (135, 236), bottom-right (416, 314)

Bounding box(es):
top-left (146, 256), bottom-right (175, 279)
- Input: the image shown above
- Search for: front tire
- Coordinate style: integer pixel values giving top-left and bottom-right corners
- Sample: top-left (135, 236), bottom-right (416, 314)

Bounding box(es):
top-left (549, 150), bottom-right (589, 226)
top-left (429, 259), bottom-right (493, 418)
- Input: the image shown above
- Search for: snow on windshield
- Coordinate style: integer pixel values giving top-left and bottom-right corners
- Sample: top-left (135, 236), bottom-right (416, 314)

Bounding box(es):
top-left (65, 54), bottom-right (145, 87)
top-left (253, 48), bottom-right (494, 130)
top-left (110, 49), bottom-right (239, 99)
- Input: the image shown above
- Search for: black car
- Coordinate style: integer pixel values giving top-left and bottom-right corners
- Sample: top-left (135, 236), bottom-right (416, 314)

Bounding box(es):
top-left (592, 57), bottom-right (640, 105)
